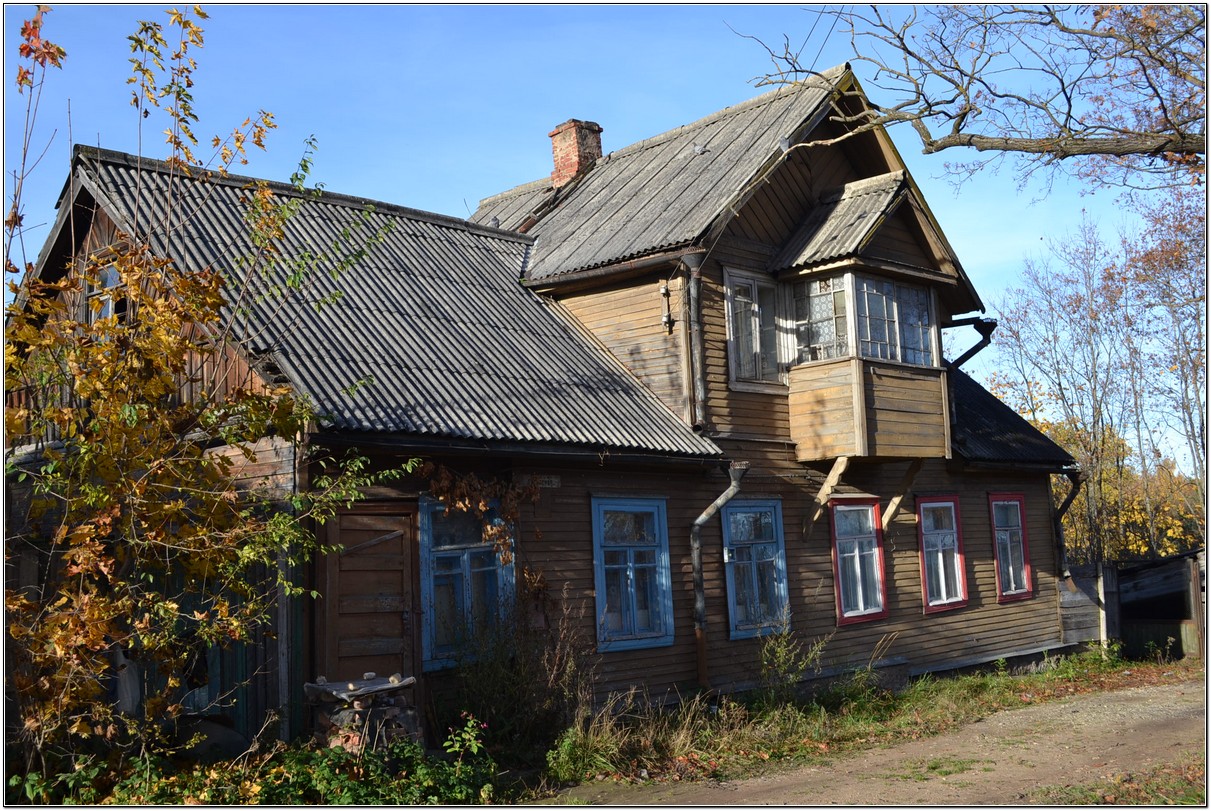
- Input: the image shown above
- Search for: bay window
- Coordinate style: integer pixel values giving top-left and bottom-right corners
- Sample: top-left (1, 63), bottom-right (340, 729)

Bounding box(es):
top-left (725, 268), bottom-right (937, 388)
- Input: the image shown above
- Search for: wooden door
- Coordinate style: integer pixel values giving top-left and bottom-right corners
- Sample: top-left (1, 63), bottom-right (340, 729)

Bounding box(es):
top-left (320, 506), bottom-right (419, 683)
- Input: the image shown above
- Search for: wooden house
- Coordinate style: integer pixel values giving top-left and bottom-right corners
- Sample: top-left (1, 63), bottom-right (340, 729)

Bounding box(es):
top-left (8, 65), bottom-right (1079, 743)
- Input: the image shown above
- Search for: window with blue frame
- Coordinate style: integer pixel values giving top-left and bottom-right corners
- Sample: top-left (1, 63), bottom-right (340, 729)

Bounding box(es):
top-left (419, 497), bottom-right (514, 669)
top-left (591, 498), bottom-right (674, 651)
top-left (721, 500), bottom-right (788, 638)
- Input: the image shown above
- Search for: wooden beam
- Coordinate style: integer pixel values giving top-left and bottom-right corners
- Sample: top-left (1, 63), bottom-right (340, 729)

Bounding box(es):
top-left (808, 456), bottom-right (851, 531)
top-left (882, 458), bottom-right (923, 532)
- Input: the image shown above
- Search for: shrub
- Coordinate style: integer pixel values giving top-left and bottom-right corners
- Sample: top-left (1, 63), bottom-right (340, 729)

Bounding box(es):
top-left (98, 714), bottom-right (496, 805)
top-left (440, 581), bottom-right (597, 765)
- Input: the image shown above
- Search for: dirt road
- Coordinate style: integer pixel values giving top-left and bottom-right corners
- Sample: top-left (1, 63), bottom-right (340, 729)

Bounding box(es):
top-left (552, 675), bottom-right (1206, 805)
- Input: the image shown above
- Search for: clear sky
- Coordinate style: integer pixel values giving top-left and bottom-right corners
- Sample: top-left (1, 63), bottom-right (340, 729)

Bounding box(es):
top-left (4, 3), bottom-right (1130, 354)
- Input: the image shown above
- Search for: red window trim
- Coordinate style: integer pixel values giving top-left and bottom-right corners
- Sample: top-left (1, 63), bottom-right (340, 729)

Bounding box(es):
top-left (989, 492), bottom-right (1034, 603)
top-left (828, 497), bottom-right (889, 626)
top-left (916, 494), bottom-right (969, 614)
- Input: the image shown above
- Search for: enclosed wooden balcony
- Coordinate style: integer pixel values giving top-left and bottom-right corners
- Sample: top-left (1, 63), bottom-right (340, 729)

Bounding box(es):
top-left (788, 358), bottom-right (951, 462)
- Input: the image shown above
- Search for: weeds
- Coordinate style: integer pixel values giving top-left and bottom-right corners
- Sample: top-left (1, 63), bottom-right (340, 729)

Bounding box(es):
top-left (538, 645), bottom-right (1202, 790)
top-left (1026, 749), bottom-right (1206, 805)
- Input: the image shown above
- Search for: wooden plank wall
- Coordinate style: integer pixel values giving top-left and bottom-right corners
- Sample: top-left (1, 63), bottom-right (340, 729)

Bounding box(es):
top-left (864, 363), bottom-right (948, 458)
top-left (788, 360), bottom-right (857, 460)
top-left (1060, 565), bottom-right (1103, 644)
top-left (861, 206), bottom-right (936, 271)
top-left (483, 451), bottom-right (1066, 706)
top-left (558, 274), bottom-right (690, 421)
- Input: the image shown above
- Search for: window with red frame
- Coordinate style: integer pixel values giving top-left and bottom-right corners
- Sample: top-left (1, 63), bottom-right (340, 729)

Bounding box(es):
top-left (917, 496), bottom-right (967, 611)
top-left (830, 500), bottom-right (887, 622)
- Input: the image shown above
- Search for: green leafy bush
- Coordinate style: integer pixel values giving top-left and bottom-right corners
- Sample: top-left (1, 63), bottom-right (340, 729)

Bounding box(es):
top-left (90, 714), bottom-right (496, 805)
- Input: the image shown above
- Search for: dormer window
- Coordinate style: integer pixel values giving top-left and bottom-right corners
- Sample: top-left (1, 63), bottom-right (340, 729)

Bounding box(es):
top-left (725, 269), bottom-right (937, 390)
top-left (85, 263), bottom-right (126, 325)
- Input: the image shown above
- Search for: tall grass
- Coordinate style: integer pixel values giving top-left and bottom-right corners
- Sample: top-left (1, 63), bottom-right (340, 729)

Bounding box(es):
top-left (542, 639), bottom-right (1202, 786)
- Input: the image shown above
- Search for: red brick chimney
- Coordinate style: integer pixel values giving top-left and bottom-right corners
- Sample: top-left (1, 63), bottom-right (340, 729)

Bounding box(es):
top-left (549, 119), bottom-right (603, 189)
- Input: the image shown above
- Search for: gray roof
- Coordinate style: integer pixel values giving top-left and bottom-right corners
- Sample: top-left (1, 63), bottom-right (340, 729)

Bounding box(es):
top-left (769, 171), bottom-right (905, 273)
top-left (472, 67), bottom-right (846, 282)
top-left (949, 366), bottom-right (1076, 469)
top-left (64, 147), bottom-right (721, 458)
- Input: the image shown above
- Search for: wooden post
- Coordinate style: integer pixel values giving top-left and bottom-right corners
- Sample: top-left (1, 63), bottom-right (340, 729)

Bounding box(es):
top-left (1187, 556), bottom-right (1204, 660)
top-left (1098, 562), bottom-right (1120, 651)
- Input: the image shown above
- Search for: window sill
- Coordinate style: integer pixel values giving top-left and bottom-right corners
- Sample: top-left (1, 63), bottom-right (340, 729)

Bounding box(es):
top-left (597, 634), bottom-right (674, 653)
top-left (996, 589), bottom-right (1034, 604)
top-left (923, 598), bottom-right (969, 615)
top-left (836, 608), bottom-right (888, 626)
top-left (728, 379), bottom-right (789, 395)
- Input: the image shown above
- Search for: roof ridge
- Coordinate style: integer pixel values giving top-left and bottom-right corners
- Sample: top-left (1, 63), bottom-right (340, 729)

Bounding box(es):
top-left (72, 145), bottom-right (534, 244)
top-left (603, 65), bottom-right (848, 163)
top-left (472, 65), bottom-right (849, 212)
top-left (820, 169), bottom-right (906, 203)
top-left (476, 175), bottom-right (553, 206)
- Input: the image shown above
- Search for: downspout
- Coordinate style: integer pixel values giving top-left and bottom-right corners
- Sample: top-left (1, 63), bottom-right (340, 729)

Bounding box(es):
top-left (691, 461), bottom-right (749, 691)
top-left (1053, 470), bottom-right (1085, 581)
top-left (946, 317), bottom-right (998, 369)
top-left (683, 253), bottom-right (708, 430)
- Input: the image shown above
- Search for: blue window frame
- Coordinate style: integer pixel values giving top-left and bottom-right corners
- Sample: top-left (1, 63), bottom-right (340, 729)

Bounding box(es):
top-left (419, 497), bottom-right (514, 670)
top-left (721, 500), bottom-right (788, 638)
top-left (591, 498), bottom-right (674, 652)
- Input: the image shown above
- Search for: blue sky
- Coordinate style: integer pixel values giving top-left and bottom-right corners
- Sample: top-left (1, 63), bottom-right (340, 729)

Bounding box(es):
top-left (5, 4), bottom-right (1128, 339)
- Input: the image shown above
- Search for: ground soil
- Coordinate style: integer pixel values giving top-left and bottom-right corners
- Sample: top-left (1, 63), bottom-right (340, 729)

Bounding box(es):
top-left (548, 672), bottom-right (1206, 805)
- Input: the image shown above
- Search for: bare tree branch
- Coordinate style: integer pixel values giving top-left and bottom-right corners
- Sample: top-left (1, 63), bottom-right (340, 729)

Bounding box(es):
top-left (758, 4), bottom-right (1206, 191)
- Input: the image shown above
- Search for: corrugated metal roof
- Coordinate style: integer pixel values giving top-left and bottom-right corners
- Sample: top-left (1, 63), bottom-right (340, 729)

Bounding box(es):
top-left (769, 171), bottom-right (905, 273)
top-left (73, 147), bottom-right (721, 459)
top-left (949, 366), bottom-right (1076, 469)
top-left (471, 67), bottom-right (846, 282)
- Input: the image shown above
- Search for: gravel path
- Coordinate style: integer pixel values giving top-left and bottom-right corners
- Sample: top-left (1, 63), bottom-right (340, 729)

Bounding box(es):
top-left (552, 674), bottom-right (1206, 805)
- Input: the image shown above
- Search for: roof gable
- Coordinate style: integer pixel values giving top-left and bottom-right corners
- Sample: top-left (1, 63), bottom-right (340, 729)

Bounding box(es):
top-left (769, 171), bottom-right (906, 272)
top-left (53, 147), bottom-right (721, 459)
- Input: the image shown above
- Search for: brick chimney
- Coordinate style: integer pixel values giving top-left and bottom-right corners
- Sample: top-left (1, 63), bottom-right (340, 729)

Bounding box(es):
top-left (549, 119), bottom-right (603, 189)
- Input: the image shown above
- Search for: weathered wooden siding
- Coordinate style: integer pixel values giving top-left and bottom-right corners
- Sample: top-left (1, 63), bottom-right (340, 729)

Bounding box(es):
top-left (697, 254), bottom-right (792, 440)
top-left (402, 451), bottom-right (1068, 705)
top-left (861, 205), bottom-right (935, 270)
top-left (557, 274), bottom-right (690, 421)
top-left (788, 358), bottom-right (859, 459)
top-left (863, 363), bottom-right (949, 459)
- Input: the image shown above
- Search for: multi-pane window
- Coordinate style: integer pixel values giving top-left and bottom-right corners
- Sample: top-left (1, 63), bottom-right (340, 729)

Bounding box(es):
top-left (721, 500), bottom-right (788, 638)
top-left (830, 500), bottom-right (887, 623)
top-left (917, 496), bottom-right (967, 612)
top-left (86, 263), bottom-right (126, 324)
top-left (792, 276), bottom-right (848, 363)
top-left (990, 494), bottom-right (1032, 601)
top-left (853, 276), bottom-right (934, 366)
top-left (592, 498), bottom-right (674, 651)
top-left (726, 271), bottom-right (782, 384)
top-left (420, 498), bottom-right (514, 669)
top-left (895, 284), bottom-right (933, 365)
top-left (728, 269), bottom-right (937, 384)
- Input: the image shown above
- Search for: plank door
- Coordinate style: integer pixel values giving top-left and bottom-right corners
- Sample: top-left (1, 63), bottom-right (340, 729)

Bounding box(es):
top-left (320, 507), bottom-right (419, 683)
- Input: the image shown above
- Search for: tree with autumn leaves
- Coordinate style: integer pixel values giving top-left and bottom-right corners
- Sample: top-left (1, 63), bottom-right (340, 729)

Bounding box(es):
top-left (988, 185), bottom-right (1206, 564)
top-left (4, 7), bottom-right (406, 795)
